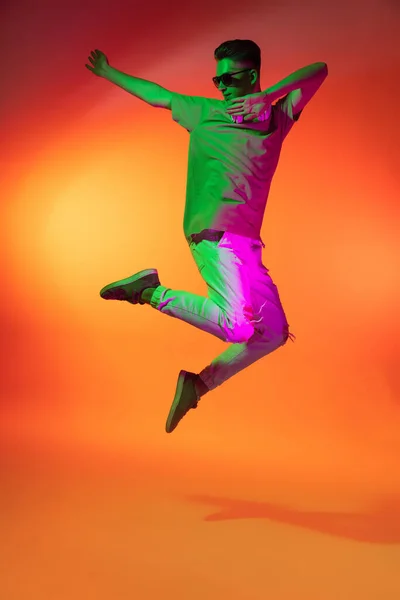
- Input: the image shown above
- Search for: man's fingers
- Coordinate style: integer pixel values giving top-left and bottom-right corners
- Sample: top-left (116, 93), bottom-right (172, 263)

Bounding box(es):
top-left (227, 101), bottom-right (244, 109)
top-left (227, 104), bottom-right (245, 114)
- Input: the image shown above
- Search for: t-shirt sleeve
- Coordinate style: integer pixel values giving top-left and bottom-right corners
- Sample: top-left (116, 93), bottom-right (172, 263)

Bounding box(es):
top-left (274, 94), bottom-right (303, 140)
top-left (170, 93), bottom-right (210, 132)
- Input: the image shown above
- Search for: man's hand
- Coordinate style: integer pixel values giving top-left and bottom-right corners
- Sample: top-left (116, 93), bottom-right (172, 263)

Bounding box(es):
top-left (226, 91), bottom-right (272, 122)
top-left (85, 49), bottom-right (110, 77)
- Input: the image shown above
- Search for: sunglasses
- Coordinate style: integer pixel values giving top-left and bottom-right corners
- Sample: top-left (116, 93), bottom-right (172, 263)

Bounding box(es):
top-left (212, 68), bottom-right (252, 88)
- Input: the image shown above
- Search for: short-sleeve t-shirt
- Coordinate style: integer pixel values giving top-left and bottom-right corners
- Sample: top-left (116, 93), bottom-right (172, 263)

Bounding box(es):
top-left (170, 93), bottom-right (302, 242)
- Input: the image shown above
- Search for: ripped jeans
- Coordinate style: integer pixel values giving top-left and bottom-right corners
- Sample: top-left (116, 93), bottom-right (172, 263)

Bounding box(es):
top-left (150, 230), bottom-right (294, 391)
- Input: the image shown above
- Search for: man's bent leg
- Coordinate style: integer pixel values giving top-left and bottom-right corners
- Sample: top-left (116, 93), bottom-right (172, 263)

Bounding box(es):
top-left (198, 300), bottom-right (291, 392)
top-left (148, 236), bottom-right (265, 344)
top-left (195, 234), bottom-right (294, 392)
top-left (141, 233), bottom-right (292, 395)
top-left (148, 284), bottom-right (252, 343)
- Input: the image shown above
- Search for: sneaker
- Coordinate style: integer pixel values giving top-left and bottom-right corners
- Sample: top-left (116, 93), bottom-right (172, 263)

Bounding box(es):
top-left (166, 370), bottom-right (200, 433)
top-left (99, 269), bottom-right (160, 305)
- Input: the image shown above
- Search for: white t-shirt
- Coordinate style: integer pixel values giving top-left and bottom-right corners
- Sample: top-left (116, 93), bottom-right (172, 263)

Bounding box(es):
top-left (171, 93), bottom-right (302, 243)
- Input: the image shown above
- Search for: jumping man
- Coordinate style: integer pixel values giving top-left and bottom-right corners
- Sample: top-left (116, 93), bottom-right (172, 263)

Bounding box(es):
top-left (85, 39), bottom-right (328, 433)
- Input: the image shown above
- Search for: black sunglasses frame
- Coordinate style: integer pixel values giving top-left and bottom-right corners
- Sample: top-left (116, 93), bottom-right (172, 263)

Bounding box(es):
top-left (212, 68), bottom-right (252, 89)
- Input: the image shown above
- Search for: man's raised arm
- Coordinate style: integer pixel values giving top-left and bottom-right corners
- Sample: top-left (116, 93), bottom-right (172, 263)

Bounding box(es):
top-left (85, 49), bottom-right (173, 109)
top-left (264, 62), bottom-right (328, 115)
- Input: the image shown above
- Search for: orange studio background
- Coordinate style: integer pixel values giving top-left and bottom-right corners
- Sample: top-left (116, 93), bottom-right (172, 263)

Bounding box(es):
top-left (1, 1), bottom-right (400, 599)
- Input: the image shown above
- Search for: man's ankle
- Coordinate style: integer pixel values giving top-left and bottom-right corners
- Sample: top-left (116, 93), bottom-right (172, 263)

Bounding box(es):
top-left (194, 375), bottom-right (209, 397)
top-left (140, 287), bottom-right (156, 304)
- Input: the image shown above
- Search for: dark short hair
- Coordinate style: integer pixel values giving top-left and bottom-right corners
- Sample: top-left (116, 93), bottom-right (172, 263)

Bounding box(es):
top-left (214, 39), bottom-right (261, 73)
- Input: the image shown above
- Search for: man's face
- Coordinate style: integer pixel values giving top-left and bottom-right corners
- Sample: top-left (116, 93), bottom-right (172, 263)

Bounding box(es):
top-left (214, 58), bottom-right (258, 101)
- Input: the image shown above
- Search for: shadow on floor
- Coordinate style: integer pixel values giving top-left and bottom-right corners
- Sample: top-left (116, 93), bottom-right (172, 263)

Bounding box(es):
top-left (186, 493), bottom-right (400, 544)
